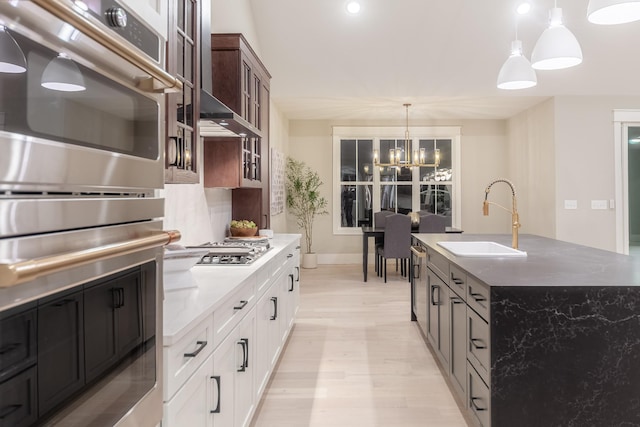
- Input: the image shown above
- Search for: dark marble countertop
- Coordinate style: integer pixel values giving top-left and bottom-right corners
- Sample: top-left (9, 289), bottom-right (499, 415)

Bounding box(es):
top-left (412, 233), bottom-right (640, 287)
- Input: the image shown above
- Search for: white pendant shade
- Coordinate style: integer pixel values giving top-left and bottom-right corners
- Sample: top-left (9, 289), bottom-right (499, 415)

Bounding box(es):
top-left (497, 40), bottom-right (537, 90)
top-left (531, 8), bottom-right (583, 70)
top-left (0, 26), bottom-right (27, 73)
top-left (41, 53), bottom-right (86, 92)
top-left (587, 0), bottom-right (640, 24)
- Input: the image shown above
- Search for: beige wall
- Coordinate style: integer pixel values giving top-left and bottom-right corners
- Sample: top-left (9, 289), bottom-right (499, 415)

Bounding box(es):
top-left (552, 96), bottom-right (640, 251)
top-left (268, 101), bottom-right (290, 234)
top-left (507, 98), bottom-right (556, 239)
top-left (210, 0), bottom-right (262, 56)
top-left (286, 119), bottom-right (511, 260)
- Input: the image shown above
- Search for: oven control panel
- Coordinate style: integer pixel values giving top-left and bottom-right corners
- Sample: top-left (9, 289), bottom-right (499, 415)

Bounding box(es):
top-left (85, 0), bottom-right (161, 62)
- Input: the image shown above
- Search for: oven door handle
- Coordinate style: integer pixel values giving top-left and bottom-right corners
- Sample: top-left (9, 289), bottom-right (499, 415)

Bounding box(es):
top-left (32, 0), bottom-right (182, 93)
top-left (0, 230), bottom-right (181, 288)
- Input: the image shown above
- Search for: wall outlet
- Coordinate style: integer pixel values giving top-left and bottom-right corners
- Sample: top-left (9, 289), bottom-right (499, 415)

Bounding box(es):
top-left (591, 200), bottom-right (608, 210)
top-left (564, 200), bottom-right (578, 210)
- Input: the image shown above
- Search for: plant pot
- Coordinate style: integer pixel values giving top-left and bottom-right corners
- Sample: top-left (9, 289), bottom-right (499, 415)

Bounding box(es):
top-left (301, 253), bottom-right (317, 269)
top-left (230, 227), bottom-right (257, 237)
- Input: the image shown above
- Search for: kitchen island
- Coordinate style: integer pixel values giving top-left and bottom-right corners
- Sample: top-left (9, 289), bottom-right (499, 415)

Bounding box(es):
top-left (411, 233), bottom-right (640, 427)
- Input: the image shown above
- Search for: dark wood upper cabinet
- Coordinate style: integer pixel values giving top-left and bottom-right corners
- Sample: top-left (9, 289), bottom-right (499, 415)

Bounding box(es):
top-left (205, 33), bottom-right (271, 228)
top-left (165, 0), bottom-right (200, 184)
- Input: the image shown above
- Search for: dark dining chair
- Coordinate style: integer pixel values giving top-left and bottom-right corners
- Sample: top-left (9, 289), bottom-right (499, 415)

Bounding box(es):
top-left (376, 214), bottom-right (411, 283)
top-left (418, 213), bottom-right (449, 233)
top-left (374, 210), bottom-right (395, 228)
top-left (373, 210), bottom-right (395, 274)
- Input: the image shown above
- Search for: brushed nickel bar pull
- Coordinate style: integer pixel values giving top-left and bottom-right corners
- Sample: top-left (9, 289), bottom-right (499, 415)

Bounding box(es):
top-left (0, 230), bottom-right (181, 288)
top-left (31, 0), bottom-right (182, 93)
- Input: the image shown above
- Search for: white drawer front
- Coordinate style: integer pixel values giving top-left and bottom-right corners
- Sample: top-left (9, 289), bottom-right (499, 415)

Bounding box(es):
top-left (213, 279), bottom-right (256, 348)
top-left (163, 314), bottom-right (214, 401)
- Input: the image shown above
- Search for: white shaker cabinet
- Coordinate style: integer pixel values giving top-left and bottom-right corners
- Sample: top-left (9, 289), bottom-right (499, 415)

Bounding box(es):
top-left (163, 235), bottom-right (301, 427)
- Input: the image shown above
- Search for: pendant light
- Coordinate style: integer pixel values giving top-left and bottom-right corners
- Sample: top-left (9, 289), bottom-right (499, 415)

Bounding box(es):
top-left (497, 16), bottom-right (536, 90)
top-left (41, 53), bottom-right (86, 92)
top-left (0, 26), bottom-right (27, 73)
top-left (531, 3), bottom-right (583, 70)
top-left (587, 0), bottom-right (640, 24)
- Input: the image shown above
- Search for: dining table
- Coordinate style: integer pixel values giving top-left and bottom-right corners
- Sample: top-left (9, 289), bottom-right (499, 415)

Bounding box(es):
top-left (361, 226), bottom-right (463, 282)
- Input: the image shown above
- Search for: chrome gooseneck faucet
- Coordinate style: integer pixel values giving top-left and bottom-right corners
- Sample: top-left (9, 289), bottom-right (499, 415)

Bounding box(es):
top-left (483, 178), bottom-right (521, 249)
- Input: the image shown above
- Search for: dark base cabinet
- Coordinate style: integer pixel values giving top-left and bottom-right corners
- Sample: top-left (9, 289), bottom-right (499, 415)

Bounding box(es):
top-left (0, 366), bottom-right (37, 427)
top-left (37, 290), bottom-right (85, 417)
top-left (84, 271), bottom-right (142, 383)
top-left (0, 265), bottom-right (147, 427)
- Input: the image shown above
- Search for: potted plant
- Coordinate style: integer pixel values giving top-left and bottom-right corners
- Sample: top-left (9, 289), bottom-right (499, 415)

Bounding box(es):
top-left (285, 157), bottom-right (328, 268)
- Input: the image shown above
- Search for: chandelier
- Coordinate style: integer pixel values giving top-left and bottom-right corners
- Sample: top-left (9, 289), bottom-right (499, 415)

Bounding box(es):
top-left (373, 104), bottom-right (441, 168)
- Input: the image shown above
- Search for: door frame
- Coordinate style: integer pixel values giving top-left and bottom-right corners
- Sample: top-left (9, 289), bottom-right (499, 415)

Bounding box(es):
top-left (613, 110), bottom-right (640, 254)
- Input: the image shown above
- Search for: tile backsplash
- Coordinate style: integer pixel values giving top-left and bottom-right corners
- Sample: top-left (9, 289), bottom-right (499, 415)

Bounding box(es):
top-left (163, 184), bottom-right (231, 246)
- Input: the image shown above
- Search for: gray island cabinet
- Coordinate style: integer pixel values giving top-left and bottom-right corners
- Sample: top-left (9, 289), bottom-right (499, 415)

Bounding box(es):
top-left (411, 233), bottom-right (640, 427)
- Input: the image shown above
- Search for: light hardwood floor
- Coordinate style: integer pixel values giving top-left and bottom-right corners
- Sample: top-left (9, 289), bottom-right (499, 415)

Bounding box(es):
top-left (251, 264), bottom-right (469, 427)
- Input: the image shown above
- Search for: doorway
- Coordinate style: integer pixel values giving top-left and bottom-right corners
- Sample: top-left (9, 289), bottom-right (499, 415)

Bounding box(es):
top-left (613, 110), bottom-right (640, 256)
top-left (628, 126), bottom-right (640, 256)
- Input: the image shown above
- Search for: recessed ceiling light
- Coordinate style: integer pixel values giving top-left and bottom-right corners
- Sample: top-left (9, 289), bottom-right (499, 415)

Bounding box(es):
top-left (346, 1), bottom-right (361, 15)
top-left (517, 2), bottom-right (531, 14)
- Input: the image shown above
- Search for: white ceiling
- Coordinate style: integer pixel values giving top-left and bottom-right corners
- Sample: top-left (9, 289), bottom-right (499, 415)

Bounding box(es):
top-left (247, 0), bottom-right (640, 121)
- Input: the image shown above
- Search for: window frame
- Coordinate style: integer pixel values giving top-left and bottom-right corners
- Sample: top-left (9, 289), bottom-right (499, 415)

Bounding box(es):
top-left (332, 126), bottom-right (461, 235)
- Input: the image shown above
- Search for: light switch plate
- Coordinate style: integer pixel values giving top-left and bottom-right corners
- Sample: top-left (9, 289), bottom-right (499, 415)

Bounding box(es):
top-left (591, 200), bottom-right (608, 210)
top-left (564, 200), bottom-right (578, 210)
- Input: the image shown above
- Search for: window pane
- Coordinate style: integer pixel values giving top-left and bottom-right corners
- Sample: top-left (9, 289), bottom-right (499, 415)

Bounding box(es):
top-left (420, 184), bottom-right (452, 221)
top-left (341, 185), bottom-right (356, 227)
top-left (397, 165), bottom-right (412, 182)
top-left (397, 185), bottom-right (412, 214)
top-left (341, 139), bottom-right (356, 181)
top-left (358, 185), bottom-right (373, 226)
top-left (380, 184), bottom-right (395, 211)
top-left (380, 139), bottom-right (395, 164)
top-left (357, 140), bottom-right (373, 181)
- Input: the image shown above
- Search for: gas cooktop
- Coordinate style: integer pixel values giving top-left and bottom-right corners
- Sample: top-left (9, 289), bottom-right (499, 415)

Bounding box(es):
top-left (188, 237), bottom-right (271, 265)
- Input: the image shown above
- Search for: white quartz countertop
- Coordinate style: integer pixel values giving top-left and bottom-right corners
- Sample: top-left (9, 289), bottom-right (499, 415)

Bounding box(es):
top-left (162, 234), bottom-right (300, 345)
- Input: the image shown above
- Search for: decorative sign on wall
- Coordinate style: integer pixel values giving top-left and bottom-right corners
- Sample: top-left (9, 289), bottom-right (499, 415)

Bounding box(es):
top-left (271, 148), bottom-right (285, 215)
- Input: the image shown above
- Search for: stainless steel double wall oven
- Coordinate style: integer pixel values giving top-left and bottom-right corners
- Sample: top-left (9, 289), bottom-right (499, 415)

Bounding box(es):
top-left (0, 1), bottom-right (178, 426)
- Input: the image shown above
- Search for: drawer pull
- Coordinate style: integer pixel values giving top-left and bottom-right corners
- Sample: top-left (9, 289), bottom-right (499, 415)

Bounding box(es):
top-left (270, 297), bottom-right (278, 320)
top-left (451, 276), bottom-right (464, 285)
top-left (0, 342), bottom-right (20, 356)
top-left (451, 296), bottom-right (464, 304)
top-left (184, 340), bottom-right (208, 358)
top-left (412, 264), bottom-right (420, 279)
top-left (288, 274), bottom-right (295, 292)
top-left (234, 300), bottom-right (248, 310)
top-left (287, 253), bottom-right (293, 258)
top-left (210, 376), bottom-right (221, 414)
top-left (237, 338), bottom-right (249, 372)
top-left (430, 285), bottom-right (440, 305)
top-left (470, 292), bottom-right (487, 302)
top-left (0, 404), bottom-right (22, 419)
top-left (470, 397), bottom-right (487, 411)
top-left (470, 338), bottom-right (487, 350)
top-left (295, 266), bottom-right (300, 282)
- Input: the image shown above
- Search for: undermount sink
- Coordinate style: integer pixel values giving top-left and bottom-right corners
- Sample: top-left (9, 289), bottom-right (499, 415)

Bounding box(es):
top-left (437, 241), bottom-right (527, 258)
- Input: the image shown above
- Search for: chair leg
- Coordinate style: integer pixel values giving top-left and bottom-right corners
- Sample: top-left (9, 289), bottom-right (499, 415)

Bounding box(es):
top-left (384, 257), bottom-right (387, 283)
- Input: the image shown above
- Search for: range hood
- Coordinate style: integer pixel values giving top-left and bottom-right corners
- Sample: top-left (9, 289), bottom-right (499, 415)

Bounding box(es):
top-left (199, 90), bottom-right (262, 138)
top-left (199, 1), bottom-right (260, 139)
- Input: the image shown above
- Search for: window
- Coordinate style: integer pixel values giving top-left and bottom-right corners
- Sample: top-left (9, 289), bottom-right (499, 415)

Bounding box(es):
top-left (333, 126), bottom-right (461, 235)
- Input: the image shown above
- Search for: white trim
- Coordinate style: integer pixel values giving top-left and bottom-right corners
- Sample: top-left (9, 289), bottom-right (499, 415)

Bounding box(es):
top-left (332, 126), bottom-right (462, 235)
top-left (613, 109), bottom-right (640, 255)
